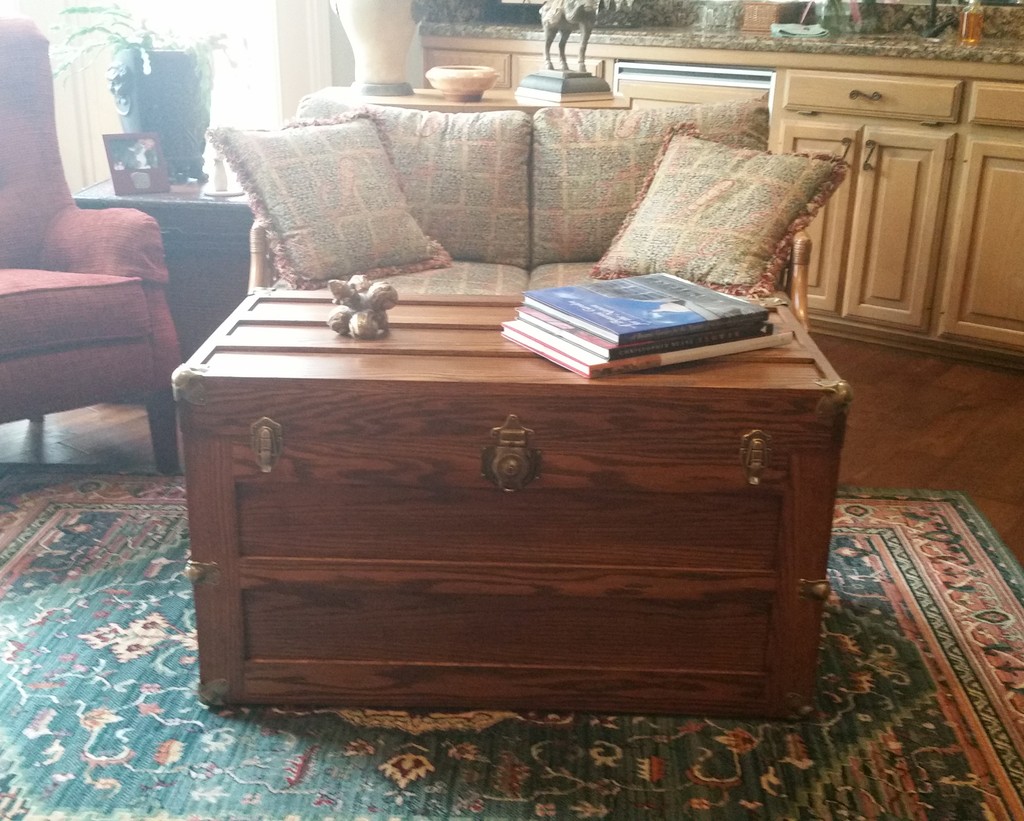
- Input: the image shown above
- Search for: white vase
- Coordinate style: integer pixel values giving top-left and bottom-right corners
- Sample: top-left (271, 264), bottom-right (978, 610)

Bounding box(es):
top-left (331, 0), bottom-right (416, 96)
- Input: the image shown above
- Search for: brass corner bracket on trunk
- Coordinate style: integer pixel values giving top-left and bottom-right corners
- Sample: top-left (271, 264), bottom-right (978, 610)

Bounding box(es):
top-left (184, 560), bottom-right (221, 586)
top-left (251, 416), bottom-right (283, 473)
top-left (799, 578), bottom-right (831, 602)
top-left (171, 364), bottom-right (208, 405)
top-left (197, 678), bottom-right (229, 706)
top-left (786, 691), bottom-right (815, 719)
top-left (815, 379), bottom-right (854, 418)
top-left (481, 413), bottom-right (541, 492)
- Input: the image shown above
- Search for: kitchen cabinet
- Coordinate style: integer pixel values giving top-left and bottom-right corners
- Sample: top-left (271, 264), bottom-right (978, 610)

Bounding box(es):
top-left (939, 82), bottom-right (1024, 351)
top-left (422, 45), bottom-right (606, 90)
top-left (772, 70), bottom-right (959, 333)
top-left (770, 120), bottom-right (858, 315)
top-left (420, 32), bottom-right (1024, 365)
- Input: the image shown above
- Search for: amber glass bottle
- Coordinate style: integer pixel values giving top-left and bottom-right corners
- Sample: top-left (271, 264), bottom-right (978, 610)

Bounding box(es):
top-left (958, 0), bottom-right (984, 46)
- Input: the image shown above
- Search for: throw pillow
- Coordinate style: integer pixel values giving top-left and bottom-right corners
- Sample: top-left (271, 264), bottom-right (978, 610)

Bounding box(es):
top-left (591, 127), bottom-right (848, 297)
top-left (296, 95), bottom-right (532, 270)
top-left (530, 97), bottom-right (771, 266)
top-left (208, 111), bottom-right (451, 289)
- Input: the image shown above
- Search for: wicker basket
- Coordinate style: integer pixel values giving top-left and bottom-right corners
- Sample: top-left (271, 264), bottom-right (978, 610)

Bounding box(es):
top-left (741, 1), bottom-right (811, 33)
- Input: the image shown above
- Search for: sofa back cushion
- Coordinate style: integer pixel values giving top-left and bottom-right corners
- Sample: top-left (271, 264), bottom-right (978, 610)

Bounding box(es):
top-left (530, 97), bottom-right (770, 266)
top-left (297, 92), bottom-right (532, 269)
top-left (592, 129), bottom-right (848, 297)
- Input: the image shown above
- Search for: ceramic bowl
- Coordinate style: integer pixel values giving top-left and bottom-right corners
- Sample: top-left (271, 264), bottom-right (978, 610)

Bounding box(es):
top-left (425, 65), bottom-right (499, 102)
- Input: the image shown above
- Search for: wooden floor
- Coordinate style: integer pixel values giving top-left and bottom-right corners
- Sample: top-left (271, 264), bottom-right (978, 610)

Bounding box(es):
top-left (2, 334), bottom-right (1022, 565)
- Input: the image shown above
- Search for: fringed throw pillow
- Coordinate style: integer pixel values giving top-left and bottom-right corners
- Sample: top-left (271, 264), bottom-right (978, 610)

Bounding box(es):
top-left (591, 126), bottom-right (848, 297)
top-left (530, 96), bottom-right (771, 266)
top-left (208, 111), bottom-right (451, 290)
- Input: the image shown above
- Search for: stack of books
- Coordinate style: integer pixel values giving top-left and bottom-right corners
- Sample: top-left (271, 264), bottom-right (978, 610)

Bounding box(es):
top-left (514, 70), bottom-right (614, 103)
top-left (501, 273), bottom-right (795, 378)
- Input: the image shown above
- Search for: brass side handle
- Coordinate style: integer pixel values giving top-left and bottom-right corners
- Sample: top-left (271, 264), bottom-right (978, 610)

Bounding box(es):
top-left (838, 136), bottom-right (853, 162)
top-left (481, 414), bottom-right (541, 492)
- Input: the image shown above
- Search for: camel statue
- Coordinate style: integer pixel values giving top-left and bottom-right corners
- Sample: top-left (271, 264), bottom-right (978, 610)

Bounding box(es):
top-left (540, 0), bottom-right (635, 74)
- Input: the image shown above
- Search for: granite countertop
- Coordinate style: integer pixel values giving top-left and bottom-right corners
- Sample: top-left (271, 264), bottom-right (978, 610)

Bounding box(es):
top-left (420, 22), bottom-right (1024, 66)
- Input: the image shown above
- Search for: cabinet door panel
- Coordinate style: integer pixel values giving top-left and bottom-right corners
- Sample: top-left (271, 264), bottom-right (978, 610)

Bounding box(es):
top-left (941, 138), bottom-right (1024, 348)
top-left (842, 127), bottom-right (955, 330)
top-left (772, 119), bottom-right (860, 315)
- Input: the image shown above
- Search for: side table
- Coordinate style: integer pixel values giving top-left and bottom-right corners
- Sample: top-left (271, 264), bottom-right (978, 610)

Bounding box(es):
top-left (74, 180), bottom-right (254, 359)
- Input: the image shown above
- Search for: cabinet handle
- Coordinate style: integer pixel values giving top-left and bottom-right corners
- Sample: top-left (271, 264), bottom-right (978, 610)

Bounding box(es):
top-left (838, 137), bottom-right (853, 162)
top-left (849, 89), bottom-right (882, 101)
top-left (862, 139), bottom-right (878, 171)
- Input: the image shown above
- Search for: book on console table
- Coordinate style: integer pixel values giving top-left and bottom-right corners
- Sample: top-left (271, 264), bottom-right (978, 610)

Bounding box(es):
top-left (517, 304), bottom-right (772, 360)
top-left (515, 69), bottom-right (613, 103)
top-left (502, 318), bottom-right (793, 378)
top-left (514, 88), bottom-right (615, 103)
top-left (522, 273), bottom-right (771, 345)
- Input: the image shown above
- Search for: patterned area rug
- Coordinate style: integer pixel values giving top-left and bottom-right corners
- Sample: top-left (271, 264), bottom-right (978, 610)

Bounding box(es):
top-left (0, 468), bottom-right (1021, 821)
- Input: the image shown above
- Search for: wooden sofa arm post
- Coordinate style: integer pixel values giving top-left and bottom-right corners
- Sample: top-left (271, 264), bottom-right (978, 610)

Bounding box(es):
top-left (249, 223), bottom-right (271, 291)
top-left (789, 230), bottom-right (811, 328)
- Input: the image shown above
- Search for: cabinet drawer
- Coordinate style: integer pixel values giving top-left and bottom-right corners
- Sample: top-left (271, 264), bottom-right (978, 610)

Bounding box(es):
top-left (781, 71), bottom-right (962, 123)
top-left (968, 82), bottom-right (1024, 128)
top-left (424, 49), bottom-right (511, 88)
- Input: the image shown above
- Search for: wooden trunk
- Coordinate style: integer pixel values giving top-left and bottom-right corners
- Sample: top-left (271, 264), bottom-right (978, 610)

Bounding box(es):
top-left (176, 292), bottom-right (850, 718)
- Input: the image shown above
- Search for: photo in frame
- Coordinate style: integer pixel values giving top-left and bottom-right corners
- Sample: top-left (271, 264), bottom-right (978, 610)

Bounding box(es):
top-left (103, 132), bottom-right (171, 195)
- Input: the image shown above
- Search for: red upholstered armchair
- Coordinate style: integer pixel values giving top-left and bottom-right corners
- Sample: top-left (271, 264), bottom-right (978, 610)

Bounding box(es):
top-left (0, 17), bottom-right (181, 473)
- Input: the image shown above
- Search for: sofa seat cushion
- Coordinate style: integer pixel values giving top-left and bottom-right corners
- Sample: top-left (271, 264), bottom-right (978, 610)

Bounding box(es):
top-left (209, 112), bottom-right (451, 289)
top-left (593, 130), bottom-right (848, 296)
top-left (0, 269), bottom-right (150, 357)
top-left (531, 98), bottom-right (770, 266)
top-left (388, 261), bottom-right (530, 296)
top-left (296, 92), bottom-right (532, 269)
top-left (526, 262), bottom-right (596, 291)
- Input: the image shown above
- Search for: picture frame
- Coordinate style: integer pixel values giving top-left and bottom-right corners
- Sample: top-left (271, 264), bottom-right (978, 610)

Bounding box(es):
top-left (103, 132), bottom-right (171, 195)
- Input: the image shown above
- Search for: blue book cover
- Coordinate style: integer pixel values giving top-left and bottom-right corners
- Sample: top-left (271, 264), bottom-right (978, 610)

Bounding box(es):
top-left (523, 274), bottom-right (768, 344)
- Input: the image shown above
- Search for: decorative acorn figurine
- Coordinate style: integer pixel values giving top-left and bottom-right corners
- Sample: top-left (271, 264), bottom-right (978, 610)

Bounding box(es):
top-left (326, 276), bottom-right (398, 339)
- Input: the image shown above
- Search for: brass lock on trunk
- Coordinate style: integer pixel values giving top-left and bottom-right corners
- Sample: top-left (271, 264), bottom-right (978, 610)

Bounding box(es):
top-left (482, 414), bottom-right (541, 492)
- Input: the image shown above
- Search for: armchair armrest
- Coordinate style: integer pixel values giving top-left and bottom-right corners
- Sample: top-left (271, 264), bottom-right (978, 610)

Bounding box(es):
top-left (39, 206), bottom-right (168, 285)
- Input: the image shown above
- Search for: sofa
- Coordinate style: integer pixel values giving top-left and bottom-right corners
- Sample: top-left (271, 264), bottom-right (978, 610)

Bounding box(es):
top-left (211, 92), bottom-right (847, 327)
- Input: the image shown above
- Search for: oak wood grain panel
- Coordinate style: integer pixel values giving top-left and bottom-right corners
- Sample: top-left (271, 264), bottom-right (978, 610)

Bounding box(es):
top-left (242, 574), bottom-right (772, 670)
top-left (763, 450), bottom-right (843, 711)
top-left (236, 484), bottom-right (783, 569)
top-left (179, 431), bottom-right (246, 701)
top-left (184, 382), bottom-right (837, 480)
top-left (239, 661), bottom-right (772, 716)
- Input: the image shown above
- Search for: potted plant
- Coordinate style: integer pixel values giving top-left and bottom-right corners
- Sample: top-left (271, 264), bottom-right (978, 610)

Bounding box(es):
top-left (52, 4), bottom-right (227, 182)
